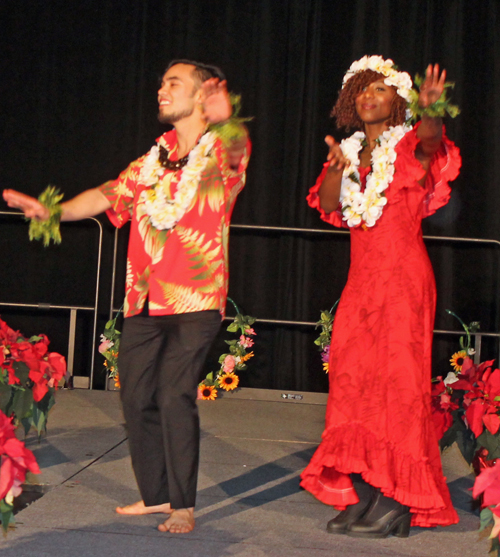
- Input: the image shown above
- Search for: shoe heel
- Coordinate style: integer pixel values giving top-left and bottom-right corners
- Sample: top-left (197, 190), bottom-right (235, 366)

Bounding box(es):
top-left (393, 514), bottom-right (411, 538)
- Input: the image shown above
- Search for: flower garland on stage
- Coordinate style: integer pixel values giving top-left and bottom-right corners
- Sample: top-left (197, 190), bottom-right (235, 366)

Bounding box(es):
top-left (98, 299), bottom-right (256, 398)
top-left (99, 309), bottom-right (122, 388)
top-left (339, 124), bottom-right (411, 228)
top-left (198, 298), bottom-right (256, 401)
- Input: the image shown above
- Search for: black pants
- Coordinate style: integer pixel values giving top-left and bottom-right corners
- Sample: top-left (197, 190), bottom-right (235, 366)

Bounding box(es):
top-left (118, 310), bottom-right (221, 509)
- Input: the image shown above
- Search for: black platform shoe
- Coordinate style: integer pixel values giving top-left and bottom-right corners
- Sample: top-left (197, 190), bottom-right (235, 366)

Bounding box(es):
top-left (326, 477), bottom-right (373, 535)
top-left (346, 491), bottom-right (411, 539)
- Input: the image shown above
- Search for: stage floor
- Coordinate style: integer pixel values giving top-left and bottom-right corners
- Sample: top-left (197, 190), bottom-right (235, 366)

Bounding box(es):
top-left (0, 388), bottom-right (488, 556)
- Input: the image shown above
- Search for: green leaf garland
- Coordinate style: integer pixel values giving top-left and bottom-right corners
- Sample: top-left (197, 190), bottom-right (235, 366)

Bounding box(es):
top-left (407, 74), bottom-right (460, 122)
top-left (28, 186), bottom-right (64, 247)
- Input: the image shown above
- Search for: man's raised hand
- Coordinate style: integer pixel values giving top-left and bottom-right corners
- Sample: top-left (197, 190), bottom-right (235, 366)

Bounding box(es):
top-left (201, 78), bottom-right (232, 124)
top-left (2, 189), bottom-right (50, 221)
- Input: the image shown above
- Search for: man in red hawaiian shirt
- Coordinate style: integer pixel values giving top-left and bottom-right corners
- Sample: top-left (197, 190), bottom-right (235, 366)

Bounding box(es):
top-left (3, 60), bottom-right (250, 534)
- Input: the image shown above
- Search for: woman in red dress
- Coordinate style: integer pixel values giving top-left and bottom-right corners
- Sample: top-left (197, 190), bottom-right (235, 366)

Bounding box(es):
top-left (300, 56), bottom-right (461, 538)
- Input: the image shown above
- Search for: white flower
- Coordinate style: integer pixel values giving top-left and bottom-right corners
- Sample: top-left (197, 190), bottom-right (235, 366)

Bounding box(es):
top-left (139, 132), bottom-right (217, 231)
top-left (443, 372), bottom-right (459, 386)
top-left (338, 124), bottom-right (411, 228)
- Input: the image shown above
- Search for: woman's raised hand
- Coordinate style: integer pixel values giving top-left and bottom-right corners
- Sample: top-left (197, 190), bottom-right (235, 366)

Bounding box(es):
top-left (325, 136), bottom-right (347, 171)
top-left (418, 64), bottom-right (446, 108)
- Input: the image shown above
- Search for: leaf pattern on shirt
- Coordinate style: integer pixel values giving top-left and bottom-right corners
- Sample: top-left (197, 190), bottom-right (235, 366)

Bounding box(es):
top-left (136, 200), bottom-right (167, 265)
top-left (126, 258), bottom-right (134, 288)
top-left (148, 300), bottom-right (167, 310)
top-left (132, 268), bottom-right (150, 312)
top-left (175, 225), bottom-right (222, 281)
top-left (157, 281), bottom-right (219, 313)
top-left (226, 174), bottom-right (246, 212)
top-left (197, 159), bottom-right (225, 214)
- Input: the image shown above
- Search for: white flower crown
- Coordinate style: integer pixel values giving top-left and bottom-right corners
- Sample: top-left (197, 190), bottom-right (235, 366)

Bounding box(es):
top-left (342, 55), bottom-right (414, 107)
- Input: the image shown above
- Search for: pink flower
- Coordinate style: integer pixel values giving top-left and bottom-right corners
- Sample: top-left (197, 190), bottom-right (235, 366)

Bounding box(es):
top-left (239, 335), bottom-right (254, 348)
top-left (244, 328), bottom-right (256, 336)
top-left (223, 355), bottom-right (236, 373)
top-left (98, 338), bottom-right (114, 354)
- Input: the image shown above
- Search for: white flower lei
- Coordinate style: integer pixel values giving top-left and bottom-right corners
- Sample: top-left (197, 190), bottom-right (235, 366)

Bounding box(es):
top-left (138, 131), bottom-right (217, 230)
top-left (339, 124), bottom-right (412, 228)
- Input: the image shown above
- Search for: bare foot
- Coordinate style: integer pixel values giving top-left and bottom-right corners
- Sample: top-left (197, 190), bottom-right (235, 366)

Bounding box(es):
top-left (116, 500), bottom-right (173, 515)
top-left (158, 508), bottom-right (195, 534)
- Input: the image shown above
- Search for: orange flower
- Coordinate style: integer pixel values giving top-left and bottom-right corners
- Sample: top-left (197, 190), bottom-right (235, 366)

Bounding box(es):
top-left (198, 384), bottom-right (218, 401)
top-left (219, 372), bottom-right (239, 391)
top-left (323, 362), bottom-right (329, 373)
top-left (114, 374), bottom-right (121, 389)
top-left (240, 351), bottom-right (254, 363)
top-left (450, 350), bottom-right (467, 372)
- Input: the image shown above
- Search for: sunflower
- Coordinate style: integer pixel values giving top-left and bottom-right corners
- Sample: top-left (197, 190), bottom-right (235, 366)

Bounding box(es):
top-left (240, 351), bottom-right (254, 363)
top-left (219, 371), bottom-right (239, 391)
top-left (199, 384), bottom-right (218, 401)
top-left (450, 350), bottom-right (467, 372)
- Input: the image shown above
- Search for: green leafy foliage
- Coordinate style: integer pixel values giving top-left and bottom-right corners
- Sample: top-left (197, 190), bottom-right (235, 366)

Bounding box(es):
top-left (440, 409), bottom-right (478, 464)
top-left (408, 75), bottom-right (460, 123)
top-left (209, 94), bottom-right (253, 147)
top-left (478, 430), bottom-right (500, 461)
top-left (28, 185), bottom-right (64, 247)
top-left (0, 499), bottom-right (14, 534)
top-left (479, 507), bottom-right (494, 532)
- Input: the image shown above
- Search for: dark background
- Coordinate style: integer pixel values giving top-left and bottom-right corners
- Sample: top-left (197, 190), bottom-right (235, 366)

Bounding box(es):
top-left (1, 0), bottom-right (499, 391)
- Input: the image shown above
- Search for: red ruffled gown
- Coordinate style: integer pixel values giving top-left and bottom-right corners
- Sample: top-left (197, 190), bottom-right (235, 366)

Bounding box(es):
top-left (301, 123), bottom-right (461, 527)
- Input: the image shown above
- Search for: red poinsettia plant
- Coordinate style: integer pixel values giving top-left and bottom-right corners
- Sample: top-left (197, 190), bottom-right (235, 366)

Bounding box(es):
top-left (473, 460), bottom-right (500, 555)
top-left (0, 409), bottom-right (40, 532)
top-left (0, 318), bottom-right (66, 436)
top-left (431, 312), bottom-right (500, 555)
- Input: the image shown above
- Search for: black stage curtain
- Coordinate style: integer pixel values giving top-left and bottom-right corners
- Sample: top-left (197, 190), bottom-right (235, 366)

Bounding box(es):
top-left (1, 0), bottom-right (499, 391)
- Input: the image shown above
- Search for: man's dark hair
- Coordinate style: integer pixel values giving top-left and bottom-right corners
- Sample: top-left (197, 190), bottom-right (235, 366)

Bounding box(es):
top-left (165, 59), bottom-right (226, 88)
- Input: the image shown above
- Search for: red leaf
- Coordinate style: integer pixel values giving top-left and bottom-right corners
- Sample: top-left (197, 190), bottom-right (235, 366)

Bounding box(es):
top-left (473, 460), bottom-right (500, 504)
top-left (465, 400), bottom-right (486, 438)
top-left (483, 413), bottom-right (500, 435)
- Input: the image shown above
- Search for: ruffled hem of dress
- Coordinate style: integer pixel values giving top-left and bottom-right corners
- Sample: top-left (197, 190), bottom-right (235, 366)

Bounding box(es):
top-left (300, 423), bottom-right (459, 527)
top-left (306, 162), bottom-right (346, 228)
top-left (389, 122), bottom-right (461, 217)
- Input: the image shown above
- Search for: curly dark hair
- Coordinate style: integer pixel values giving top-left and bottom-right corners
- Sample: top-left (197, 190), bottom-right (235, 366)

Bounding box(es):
top-left (332, 69), bottom-right (408, 131)
top-left (165, 59), bottom-right (226, 89)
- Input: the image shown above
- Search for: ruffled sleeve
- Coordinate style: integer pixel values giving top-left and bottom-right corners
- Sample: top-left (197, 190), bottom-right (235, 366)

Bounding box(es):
top-left (390, 122), bottom-right (461, 217)
top-left (306, 162), bottom-right (347, 228)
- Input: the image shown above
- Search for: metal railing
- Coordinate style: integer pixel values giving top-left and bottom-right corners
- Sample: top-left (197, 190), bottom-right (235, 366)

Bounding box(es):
top-left (0, 211), bottom-right (103, 388)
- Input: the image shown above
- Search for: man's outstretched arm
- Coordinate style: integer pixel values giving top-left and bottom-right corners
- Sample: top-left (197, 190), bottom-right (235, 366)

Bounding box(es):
top-left (3, 187), bottom-right (111, 222)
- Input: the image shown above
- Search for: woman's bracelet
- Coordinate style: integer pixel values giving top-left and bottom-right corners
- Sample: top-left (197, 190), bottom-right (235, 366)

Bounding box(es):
top-left (29, 186), bottom-right (64, 247)
top-left (408, 75), bottom-right (460, 121)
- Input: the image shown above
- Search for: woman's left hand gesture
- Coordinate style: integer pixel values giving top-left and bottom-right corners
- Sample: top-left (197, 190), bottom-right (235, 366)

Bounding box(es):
top-left (418, 64), bottom-right (446, 108)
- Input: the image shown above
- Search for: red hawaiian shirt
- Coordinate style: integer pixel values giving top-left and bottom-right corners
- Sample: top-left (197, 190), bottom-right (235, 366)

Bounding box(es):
top-left (99, 129), bottom-right (251, 318)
